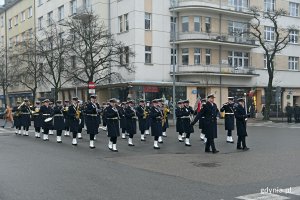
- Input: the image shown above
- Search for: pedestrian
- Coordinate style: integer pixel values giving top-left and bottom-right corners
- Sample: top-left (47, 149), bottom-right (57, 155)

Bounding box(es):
top-left (106, 98), bottom-right (120, 152)
top-left (136, 99), bottom-right (148, 141)
top-left (85, 95), bottom-right (99, 149)
top-left (234, 98), bottom-right (250, 151)
top-left (12, 101), bottom-right (22, 135)
top-left (285, 103), bottom-right (293, 123)
top-left (220, 97), bottom-right (235, 143)
top-left (68, 97), bottom-right (80, 146)
top-left (40, 99), bottom-right (52, 141)
top-left (31, 101), bottom-right (42, 138)
top-left (293, 103), bottom-right (300, 123)
top-left (53, 100), bottom-right (65, 143)
top-left (149, 99), bottom-right (163, 149)
top-left (125, 100), bottom-right (137, 146)
top-left (176, 100), bottom-right (184, 142)
top-left (2, 105), bottom-right (14, 128)
top-left (181, 99), bottom-right (194, 146)
top-left (19, 99), bottom-right (31, 136)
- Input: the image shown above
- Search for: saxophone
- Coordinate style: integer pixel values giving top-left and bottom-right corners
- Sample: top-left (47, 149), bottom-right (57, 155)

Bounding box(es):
top-left (75, 105), bottom-right (81, 119)
top-left (162, 107), bottom-right (170, 127)
top-left (143, 106), bottom-right (149, 119)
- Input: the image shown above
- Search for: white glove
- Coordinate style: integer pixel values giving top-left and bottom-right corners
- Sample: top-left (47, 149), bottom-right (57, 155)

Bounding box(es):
top-left (79, 119), bottom-right (82, 124)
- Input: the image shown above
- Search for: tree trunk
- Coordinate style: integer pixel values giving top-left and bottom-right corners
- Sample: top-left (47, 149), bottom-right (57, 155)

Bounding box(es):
top-left (32, 87), bottom-right (37, 104)
top-left (264, 75), bottom-right (273, 120)
top-left (2, 83), bottom-right (6, 107)
top-left (54, 88), bottom-right (59, 102)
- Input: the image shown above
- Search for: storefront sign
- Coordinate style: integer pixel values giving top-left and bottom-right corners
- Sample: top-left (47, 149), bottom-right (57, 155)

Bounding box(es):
top-left (144, 86), bottom-right (159, 93)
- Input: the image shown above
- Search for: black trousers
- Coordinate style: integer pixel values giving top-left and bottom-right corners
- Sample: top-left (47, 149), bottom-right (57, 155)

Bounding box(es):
top-left (154, 136), bottom-right (159, 141)
top-left (57, 130), bottom-right (62, 136)
top-left (205, 138), bottom-right (216, 151)
top-left (35, 127), bottom-right (41, 133)
top-left (23, 126), bottom-right (29, 131)
top-left (287, 115), bottom-right (292, 123)
top-left (110, 137), bottom-right (117, 144)
top-left (72, 132), bottom-right (77, 138)
top-left (140, 130), bottom-right (145, 135)
top-left (227, 130), bottom-right (232, 136)
top-left (65, 126), bottom-right (69, 131)
top-left (122, 128), bottom-right (126, 133)
top-left (129, 134), bottom-right (134, 138)
top-left (178, 132), bottom-right (183, 136)
top-left (237, 136), bottom-right (247, 148)
top-left (89, 134), bottom-right (95, 140)
top-left (185, 133), bottom-right (191, 139)
top-left (43, 128), bottom-right (49, 135)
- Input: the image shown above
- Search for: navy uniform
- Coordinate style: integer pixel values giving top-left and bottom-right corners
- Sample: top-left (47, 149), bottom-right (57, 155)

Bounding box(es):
top-left (176, 100), bottom-right (184, 142)
top-left (68, 97), bottom-right (80, 146)
top-left (12, 101), bottom-right (22, 135)
top-left (136, 99), bottom-right (148, 141)
top-left (77, 102), bottom-right (85, 139)
top-left (162, 104), bottom-right (170, 137)
top-left (106, 98), bottom-right (120, 152)
top-left (48, 102), bottom-right (55, 135)
top-left (234, 98), bottom-right (250, 151)
top-left (40, 99), bottom-right (53, 141)
top-left (220, 97), bottom-right (235, 143)
top-left (101, 103), bottom-right (108, 130)
top-left (32, 101), bottom-right (42, 138)
top-left (150, 99), bottom-right (163, 149)
top-left (181, 100), bottom-right (194, 146)
top-left (85, 95), bottom-right (99, 149)
top-left (63, 100), bottom-right (70, 136)
top-left (20, 99), bottom-right (31, 136)
top-left (125, 100), bottom-right (137, 146)
top-left (200, 94), bottom-right (219, 153)
top-left (118, 102), bottom-right (127, 139)
top-left (53, 100), bottom-right (65, 143)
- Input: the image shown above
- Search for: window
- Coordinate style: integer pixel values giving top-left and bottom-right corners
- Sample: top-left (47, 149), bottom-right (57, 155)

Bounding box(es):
top-left (48, 36), bottom-right (53, 49)
top-left (125, 46), bottom-right (129, 64)
top-left (288, 57), bottom-right (299, 70)
top-left (70, 0), bottom-right (77, 15)
top-left (47, 11), bottom-right (53, 26)
top-left (38, 0), bottom-right (43, 6)
top-left (21, 32), bottom-right (26, 42)
top-left (290, 2), bottom-right (299, 17)
top-left (228, 21), bottom-right (248, 36)
top-left (205, 49), bottom-right (211, 65)
top-left (124, 14), bottom-right (129, 31)
top-left (59, 32), bottom-right (64, 45)
top-left (228, 0), bottom-right (249, 10)
top-left (21, 11), bottom-right (25, 22)
top-left (194, 16), bottom-right (200, 32)
top-left (14, 15), bottom-right (18, 26)
top-left (9, 38), bottom-right (12, 47)
top-left (264, 0), bottom-right (275, 12)
top-left (170, 17), bottom-right (176, 35)
top-left (83, 0), bottom-right (91, 9)
top-left (58, 5), bottom-right (64, 21)
top-left (8, 19), bottom-right (12, 29)
top-left (228, 51), bottom-right (249, 68)
top-left (120, 47), bottom-right (130, 65)
top-left (194, 48), bottom-right (201, 65)
top-left (38, 16), bottom-right (43, 30)
top-left (28, 7), bottom-right (33, 18)
top-left (145, 46), bottom-right (152, 64)
top-left (205, 17), bottom-right (211, 33)
top-left (264, 26), bottom-right (274, 41)
top-left (171, 48), bottom-right (177, 65)
top-left (1, 16), bottom-right (3, 27)
top-left (182, 16), bottom-right (189, 32)
top-left (28, 29), bottom-right (33, 39)
top-left (289, 30), bottom-right (299, 44)
top-left (182, 48), bottom-right (189, 65)
top-left (119, 16), bottom-right (123, 32)
top-left (145, 13), bottom-right (151, 30)
top-left (15, 35), bottom-right (19, 45)
top-left (264, 54), bottom-right (268, 69)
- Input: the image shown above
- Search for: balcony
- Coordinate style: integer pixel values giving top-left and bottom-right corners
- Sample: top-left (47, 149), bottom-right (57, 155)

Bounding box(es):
top-left (171, 64), bottom-right (258, 77)
top-left (73, 5), bottom-right (93, 20)
top-left (170, 0), bottom-right (253, 18)
top-left (171, 32), bottom-right (257, 48)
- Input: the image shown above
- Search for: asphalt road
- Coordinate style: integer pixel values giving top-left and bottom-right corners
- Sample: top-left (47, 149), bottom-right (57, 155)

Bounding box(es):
top-left (0, 121), bottom-right (300, 200)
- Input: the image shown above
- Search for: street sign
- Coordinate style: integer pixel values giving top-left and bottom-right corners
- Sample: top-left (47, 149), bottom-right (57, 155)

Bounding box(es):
top-left (89, 89), bottom-right (95, 94)
top-left (88, 81), bottom-right (96, 89)
top-left (192, 90), bottom-right (197, 94)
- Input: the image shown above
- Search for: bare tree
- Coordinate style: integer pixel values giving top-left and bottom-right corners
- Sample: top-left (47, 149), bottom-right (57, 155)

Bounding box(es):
top-left (12, 39), bottom-right (44, 103)
top-left (63, 12), bottom-right (135, 86)
top-left (248, 7), bottom-right (292, 120)
top-left (35, 22), bottom-right (72, 101)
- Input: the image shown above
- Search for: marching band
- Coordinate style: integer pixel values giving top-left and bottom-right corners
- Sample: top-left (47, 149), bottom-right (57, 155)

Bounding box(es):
top-left (9, 94), bottom-right (250, 153)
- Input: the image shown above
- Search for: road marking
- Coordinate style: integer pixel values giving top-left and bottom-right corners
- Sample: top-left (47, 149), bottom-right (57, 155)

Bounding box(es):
top-left (289, 186), bottom-right (300, 196)
top-left (236, 193), bottom-right (289, 200)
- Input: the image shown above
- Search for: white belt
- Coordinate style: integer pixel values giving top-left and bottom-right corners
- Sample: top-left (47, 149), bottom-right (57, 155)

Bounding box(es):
top-left (107, 117), bottom-right (118, 120)
top-left (87, 114), bottom-right (97, 116)
top-left (225, 113), bottom-right (234, 115)
top-left (54, 114), bottom-right (64, 117)
top-left (181, 116), bottom-right (190, 119)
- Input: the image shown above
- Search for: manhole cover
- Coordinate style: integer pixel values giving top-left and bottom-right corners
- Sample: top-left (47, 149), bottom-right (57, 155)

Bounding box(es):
top-left (190, 162), bottom-right (221, 168)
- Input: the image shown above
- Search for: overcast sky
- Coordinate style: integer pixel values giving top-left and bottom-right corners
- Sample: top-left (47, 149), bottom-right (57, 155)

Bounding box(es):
top-left (0, 0), bottom-right (4, 6)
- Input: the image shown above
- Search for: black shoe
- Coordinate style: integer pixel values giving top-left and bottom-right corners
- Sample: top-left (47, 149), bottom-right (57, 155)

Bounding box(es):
top-left (57, 141), bottom-right (62, 143)
top-left (158, 141), bottom-right (163, 144)
top-left (128, 144), bottom-right (135, 146)
top-left (185, 143), bottom-right (191, 147)
top-left (212, 150), bottom-right (219, 154)
top-left (153, 146), bottom-right (160, 149)
top-left (108, 147), bottom-right (113, 151)
top-left (243, 147), bottom-right (250, 151)
top-left (205, 150), bottom-right (212, 153)
top-left (200, 138), bottom-right (204, 141)
top-left (112, 149), bottom-right (118, 152)
top-left (237, 147), bottom-right (242, 150)
top-left (178, 139), bottom-right (184, 142)
top-left (141, 139), bottom-right (146, 142)
top-left (1, 126), bottom-right (4, 128)
top-left (162, 135), bottom-right (167, 137)
top-left (72, 143), bottom-right (77, 146)
top-left (227, 141), bottom-right (234, 143)
top-left (78, 137), bottom-right (82, 139)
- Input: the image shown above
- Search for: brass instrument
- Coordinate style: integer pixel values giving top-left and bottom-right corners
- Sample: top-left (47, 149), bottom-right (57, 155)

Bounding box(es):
top-left (64, 106), bottom-right (69, 112)
top-left (162, 107), bottom-right (170, 127)
top-left (143, 106), bottom-right (149, 119)
top-left (75, 105), bottom-right (81, 120)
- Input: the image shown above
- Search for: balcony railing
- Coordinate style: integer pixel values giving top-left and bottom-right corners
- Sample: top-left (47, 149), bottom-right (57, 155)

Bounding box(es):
top-left (170, 0), bottom-right (251, 14)
top-left (171, 64), bottom-right (257, 76)
top-left (171, 31), bottom-right (256, 46)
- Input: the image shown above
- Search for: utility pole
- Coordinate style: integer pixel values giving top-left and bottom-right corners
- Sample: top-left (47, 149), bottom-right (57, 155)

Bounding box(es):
top-left (171, 0), bottom-right (176, 123)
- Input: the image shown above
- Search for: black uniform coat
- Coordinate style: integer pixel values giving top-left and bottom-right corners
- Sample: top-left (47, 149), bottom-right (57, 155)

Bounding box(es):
top-left (181, 106), bottom-right (194, 134)
top-left (162, 108), bottom-right (170, 132)
top-left (32, 106), bottom-right (43, 128)
top-left (68, 104), bottom-right (80, 133)
top-left (200, 101), bottom-right (219, 139)
top-left (63, 106), bottom-right (70, 128)
top-left (20, 104), bottom-right (31, 127)
top-left (12, 106), bottom-right (21, 127)
top-left (234, 104), bottom-right (248, 137)
top-left (40, 105), bottom-right (53, 129)
top-left (96, 103), bottom-right (101, 126)
top-left (105, 105), bottom-right (120, 137)
top-left (118, 107), bottom-right (126, 130)
top-left (48, 106), bottom-right (54, 130)
top-left (125, 106), bottom-right (137, 135)
top-left (85, 102), bottom-right (99, 135)
top-left (191, 109), bottom-right (205, 133)
top-left (53, 105), bottom-right (65, 130)
top-left (102, 106), bottom-right (107, 127)
top-left (149, 106), bottom-right (163, 137)
top-left (175, 107), bottom-right (184, 133)
top-left (136, 105), bottom-right (148, 132)
top-left (220, 103), bottom-right (235, 130)
top-left (286, 105), bottom-right (293, 116)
